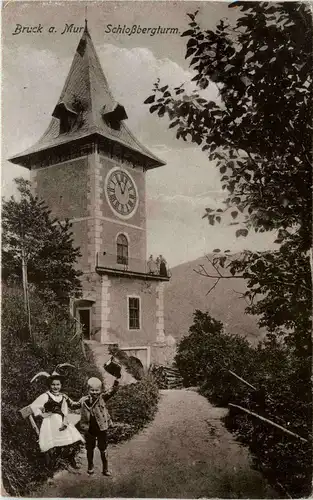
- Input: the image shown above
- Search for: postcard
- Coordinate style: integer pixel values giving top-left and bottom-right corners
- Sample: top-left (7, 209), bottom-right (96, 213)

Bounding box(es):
top-left (2, 1), bottom-right (311, 498)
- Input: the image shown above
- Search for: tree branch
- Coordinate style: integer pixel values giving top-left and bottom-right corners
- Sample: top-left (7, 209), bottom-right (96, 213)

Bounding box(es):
top-left (229, 403), bottom-right (309, 443)
top-left (194, 268), bottom-right (244, 279)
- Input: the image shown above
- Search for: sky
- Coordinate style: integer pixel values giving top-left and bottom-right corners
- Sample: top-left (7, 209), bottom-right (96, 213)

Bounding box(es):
top-left (2, 0), bottom-right (276, 267)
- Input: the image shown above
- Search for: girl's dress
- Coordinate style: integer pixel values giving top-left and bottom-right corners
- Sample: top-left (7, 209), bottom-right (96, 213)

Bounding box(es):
top-left (30, 391), bottom-right (84, 452)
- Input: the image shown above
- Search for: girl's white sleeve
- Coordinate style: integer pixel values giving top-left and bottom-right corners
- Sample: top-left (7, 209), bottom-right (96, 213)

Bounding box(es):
top-left (30, 393), bottom-right (48, 417)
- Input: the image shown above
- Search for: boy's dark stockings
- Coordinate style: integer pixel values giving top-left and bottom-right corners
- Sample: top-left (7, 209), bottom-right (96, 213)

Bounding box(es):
top-left (100, 450), bottom-right (108, 474)
top-left (86, 446), bottom-right (109, 475)
top-left (86, 429), bottom-right (110, 475)
top-left (87, 447), bottom-right (95, 471)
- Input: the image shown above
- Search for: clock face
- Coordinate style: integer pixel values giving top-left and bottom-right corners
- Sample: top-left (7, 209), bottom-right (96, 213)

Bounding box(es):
top-left (105, 168), bottom-right (138, 219)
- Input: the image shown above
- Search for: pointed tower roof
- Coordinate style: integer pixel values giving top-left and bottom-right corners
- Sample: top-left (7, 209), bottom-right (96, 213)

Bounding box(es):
top-left (9, 24), bottom-right (165, 169)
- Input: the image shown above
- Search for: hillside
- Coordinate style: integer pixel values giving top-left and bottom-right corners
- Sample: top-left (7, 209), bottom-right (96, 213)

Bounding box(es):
top-left (164, 255), bottom-right (265, 345)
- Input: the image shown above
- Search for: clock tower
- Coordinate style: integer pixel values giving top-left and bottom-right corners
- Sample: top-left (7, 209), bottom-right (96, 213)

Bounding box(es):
top-left (9, 23), bottom-right (173, 368)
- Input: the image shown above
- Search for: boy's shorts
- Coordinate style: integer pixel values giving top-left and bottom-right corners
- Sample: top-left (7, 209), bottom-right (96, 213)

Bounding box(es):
top-left (85, 430), bottom-right (108, 451)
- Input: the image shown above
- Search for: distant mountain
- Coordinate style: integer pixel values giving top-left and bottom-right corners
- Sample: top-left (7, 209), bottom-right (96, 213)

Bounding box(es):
top-left (164, 255), bottom-right (265, 345)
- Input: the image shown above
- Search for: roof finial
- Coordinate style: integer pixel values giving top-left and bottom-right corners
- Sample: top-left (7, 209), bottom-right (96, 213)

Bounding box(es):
top-left (84, 6), bottom-right (88, 32)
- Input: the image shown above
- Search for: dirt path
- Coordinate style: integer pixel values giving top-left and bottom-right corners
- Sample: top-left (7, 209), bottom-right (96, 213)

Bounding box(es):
top-left (33, 389), bottom-right (275, 498)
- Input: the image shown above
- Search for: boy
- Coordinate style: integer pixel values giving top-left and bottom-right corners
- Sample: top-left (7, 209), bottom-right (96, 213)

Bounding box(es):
top-left (68, 377), bottom-right (119, 476)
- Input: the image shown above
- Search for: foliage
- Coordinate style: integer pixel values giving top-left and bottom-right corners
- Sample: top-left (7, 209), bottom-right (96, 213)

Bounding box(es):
top-left (148, 364), bottom-right (182, 389)
top-left (1, 285), bottom-right (101, 496)
top-left (145, 2), bottom-right (311, 237)
top-left (144, 2), bottom-right (312, 353)
top-left (2, 178), bottom-right (82, 306)
top-left (2, 286), bottom-right (160, 494)
top-left (107, 375), bottom-right (159, 443)
top-left (148, 364), bottom-right (169, 389)
top-left (175, 311), bottom-right (312, 497)
top-left (175, 310), bottom-right (258, 406)
top-left (145, 5), bottom-right (312, 494)
top-left (224, 341), bottom-right (312, 498)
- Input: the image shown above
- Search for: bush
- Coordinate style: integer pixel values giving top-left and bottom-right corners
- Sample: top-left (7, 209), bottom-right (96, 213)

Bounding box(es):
top-left (1, 286), bottom-right (102, 496)
top-left (224, 343), bottom-right (312, 498)
top-left (148, 364), bottom-right (169, 389)
top-left (107, 375), bottom-right (159, 443)
top-left (175, 309), bottom-right (258, 406)
top-left (2, 286), bottom-right (160, 495)
top-left (175, 310), bottom-right (312, 498)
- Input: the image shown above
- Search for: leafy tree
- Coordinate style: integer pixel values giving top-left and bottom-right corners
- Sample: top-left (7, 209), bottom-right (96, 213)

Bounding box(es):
top-left (145, 1), bottom-right (312, 354)
top-left (1, 284), bottom-right (102, 495)
top-left (175, 310), bottom-right (257, 405)
top-left (145, 3), bottom-right (312, 496)
top-left (2, 178), bottom-right (82, 305)
top-left (1, 284), bottom-right (159, 495)
top-left (175, 310), bottom-right (312, 497)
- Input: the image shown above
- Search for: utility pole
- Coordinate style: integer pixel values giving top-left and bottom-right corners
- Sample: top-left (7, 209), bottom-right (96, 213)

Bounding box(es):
top-left (21, 223), bottom-right (33, 342)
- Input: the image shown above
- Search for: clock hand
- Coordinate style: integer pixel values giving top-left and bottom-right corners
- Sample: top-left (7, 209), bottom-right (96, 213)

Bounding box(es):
top-left (116, 177), bottom-right (123, 193)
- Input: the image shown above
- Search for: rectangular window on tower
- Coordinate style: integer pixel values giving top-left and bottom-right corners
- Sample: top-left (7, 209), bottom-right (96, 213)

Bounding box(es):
top-left (128, 296), bottom-right (140, 330)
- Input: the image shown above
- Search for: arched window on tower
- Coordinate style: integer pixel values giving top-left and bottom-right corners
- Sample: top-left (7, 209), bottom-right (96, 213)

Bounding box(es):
top-left (117, 234), bottom-right (128, 266)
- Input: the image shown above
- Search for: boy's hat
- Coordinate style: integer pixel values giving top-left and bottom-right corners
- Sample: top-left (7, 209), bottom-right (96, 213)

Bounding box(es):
top-left (104, 357), bottom-right (122, 379)
top-left (87, 377), bottom-right (102, 389)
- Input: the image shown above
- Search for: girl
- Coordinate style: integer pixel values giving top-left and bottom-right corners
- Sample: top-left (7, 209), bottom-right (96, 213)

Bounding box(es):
top-left (30, 367), bottom-right (84, 464)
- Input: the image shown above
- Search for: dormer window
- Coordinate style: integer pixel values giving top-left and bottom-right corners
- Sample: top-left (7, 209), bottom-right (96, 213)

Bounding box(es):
top-left (52, 102), bottom-right (78, 135)
top-left (102, 103), bottom-right (128, 131)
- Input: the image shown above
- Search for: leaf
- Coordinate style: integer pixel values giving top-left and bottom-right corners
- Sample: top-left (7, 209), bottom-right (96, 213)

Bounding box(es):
top-left (169, 119), bottom-right (180, 129)
top-left (232, 196), bottom-right (241, 205)
top-left (149, 104), bottom-right (159, 114)
top-left (186, 47), bottom-right (196, 59)
top-left (208, 215), bottom-right (215, 225)
top-left (187, 38), bottom-right (197, 48)
top-left (220, 256), bottom-right (227, 268)
top-left (157, 106), bottom-right (166, 117)
top-left (235, 228), bottom-right (249, 238)
top-left (181, 29), bottom-right (194, 37)
top-left (213, 248), bottom-right (221, 253)
top-left (144, 95), bottom-right (155, 104)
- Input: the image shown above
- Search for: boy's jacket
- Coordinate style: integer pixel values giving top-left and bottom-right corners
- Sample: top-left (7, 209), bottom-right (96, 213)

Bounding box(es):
top-left (69, 381), bottom-right (119, 432)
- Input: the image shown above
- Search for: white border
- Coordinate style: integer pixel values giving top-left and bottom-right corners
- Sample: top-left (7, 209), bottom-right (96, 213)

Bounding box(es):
top-left (104, 166), bottom-right (139, 220)
top-left (127, 294), bottom-right (141, 331)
